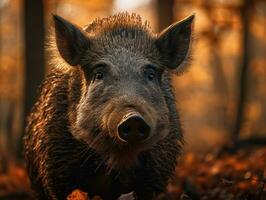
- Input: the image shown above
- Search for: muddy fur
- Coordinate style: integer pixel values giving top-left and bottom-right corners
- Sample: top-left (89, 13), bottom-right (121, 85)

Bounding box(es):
top-left (24, 13), bottom-right (194, 200)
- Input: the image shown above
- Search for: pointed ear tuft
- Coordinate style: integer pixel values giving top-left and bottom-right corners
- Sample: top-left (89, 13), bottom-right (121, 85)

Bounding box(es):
top-left (156, 14), bottom-right (194, 70)
top-left (53, 14), bottom-right (89, 66)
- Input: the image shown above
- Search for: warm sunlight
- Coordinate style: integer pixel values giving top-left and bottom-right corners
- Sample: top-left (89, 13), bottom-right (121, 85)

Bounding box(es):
top-left (0, 0), bottom-right (265, 199)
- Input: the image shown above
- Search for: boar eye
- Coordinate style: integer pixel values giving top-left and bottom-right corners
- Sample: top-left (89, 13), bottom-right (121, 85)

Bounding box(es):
top-left (94, 71), bottom-right (103, 80)
top-left (144, 65), bottom-right (157, 82)
top-left (92, 63), bottom-right (107, 82)
top-left (147, 71), bottom-right (155, 81)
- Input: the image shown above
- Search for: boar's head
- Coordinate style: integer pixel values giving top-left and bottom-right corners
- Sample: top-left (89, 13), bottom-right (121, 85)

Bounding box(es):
top-left (52, 13), bottom-right (194, 169)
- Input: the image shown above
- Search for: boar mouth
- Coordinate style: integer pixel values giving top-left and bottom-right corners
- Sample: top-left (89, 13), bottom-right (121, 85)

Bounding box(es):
top-left (105, 147), bottom-right (143, 169)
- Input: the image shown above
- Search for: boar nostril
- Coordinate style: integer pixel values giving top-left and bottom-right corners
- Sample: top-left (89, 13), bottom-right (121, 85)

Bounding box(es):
top-left (117, 112), bottom-right (150, 143)
top-left (122, 126), bottom-right (131, 135)
top-left (139, 126), bottom-right (148, 136)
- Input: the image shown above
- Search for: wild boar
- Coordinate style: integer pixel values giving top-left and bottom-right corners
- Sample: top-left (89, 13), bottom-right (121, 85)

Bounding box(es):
top-left (24, 12), bottom-right (194, 200)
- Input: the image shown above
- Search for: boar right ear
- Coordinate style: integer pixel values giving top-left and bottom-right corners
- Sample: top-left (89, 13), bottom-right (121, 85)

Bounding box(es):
top-left (53, 15), bottom-right (89, 66)
top-left (156, 15), bottom-right (194, 70)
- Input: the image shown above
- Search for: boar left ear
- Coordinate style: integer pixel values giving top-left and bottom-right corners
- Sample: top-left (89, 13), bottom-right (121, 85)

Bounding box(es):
top-left (156, 14), bottom-right (194, 70)
top-left (53, 14), bottom-right (89, 66)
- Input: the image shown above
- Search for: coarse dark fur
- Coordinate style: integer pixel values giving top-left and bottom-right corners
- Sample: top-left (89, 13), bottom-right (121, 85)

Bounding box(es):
top-left (24, 13), bottom-right (194, 200)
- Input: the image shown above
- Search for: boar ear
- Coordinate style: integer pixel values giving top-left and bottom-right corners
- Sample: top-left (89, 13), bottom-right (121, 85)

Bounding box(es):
top-left (156, 14), bottom-right (194, 70)
top-left (53, 15), bottom-right (89, 66)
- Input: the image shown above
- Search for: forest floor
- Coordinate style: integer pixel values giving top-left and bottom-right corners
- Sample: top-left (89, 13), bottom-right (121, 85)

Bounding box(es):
top-left (0, 147), bottom-right (265, 200)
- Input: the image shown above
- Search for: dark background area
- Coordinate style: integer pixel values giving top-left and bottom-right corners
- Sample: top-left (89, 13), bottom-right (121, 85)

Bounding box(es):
top-left (0, 0), bottom-right (265, 199)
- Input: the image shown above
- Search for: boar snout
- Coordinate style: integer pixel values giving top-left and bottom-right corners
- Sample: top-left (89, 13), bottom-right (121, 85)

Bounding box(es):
top-left (117, 112), bottom-right (150, 143)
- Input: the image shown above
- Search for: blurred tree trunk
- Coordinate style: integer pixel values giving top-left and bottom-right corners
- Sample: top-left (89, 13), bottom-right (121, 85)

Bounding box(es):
top-left (0, 4), bottom-right (15, 164)
top-left (202, 2), bottom-right (230, 134)
top-left (232, 0), bottom-right (251, 146)
top-left (156, 0), bottom-right (174, 31)
top-left (19, 0), bottom-right (45, 159)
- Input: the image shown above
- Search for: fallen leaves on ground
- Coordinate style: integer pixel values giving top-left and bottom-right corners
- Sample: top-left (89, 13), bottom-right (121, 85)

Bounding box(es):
top-left (67, 189), bottom-right (89, 200)
top-left (0, 147), bottom-right (265, 200)
top-left (166, 147), bottom-right (266, 199)
top-left (0, 164), bottom-right (33, 200)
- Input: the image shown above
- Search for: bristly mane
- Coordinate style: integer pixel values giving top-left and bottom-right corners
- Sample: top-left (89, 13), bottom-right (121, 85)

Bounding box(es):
top-left (84, 12), bottom-right (151, 36)
top-left (81, 12), bottom-right (156, 64)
